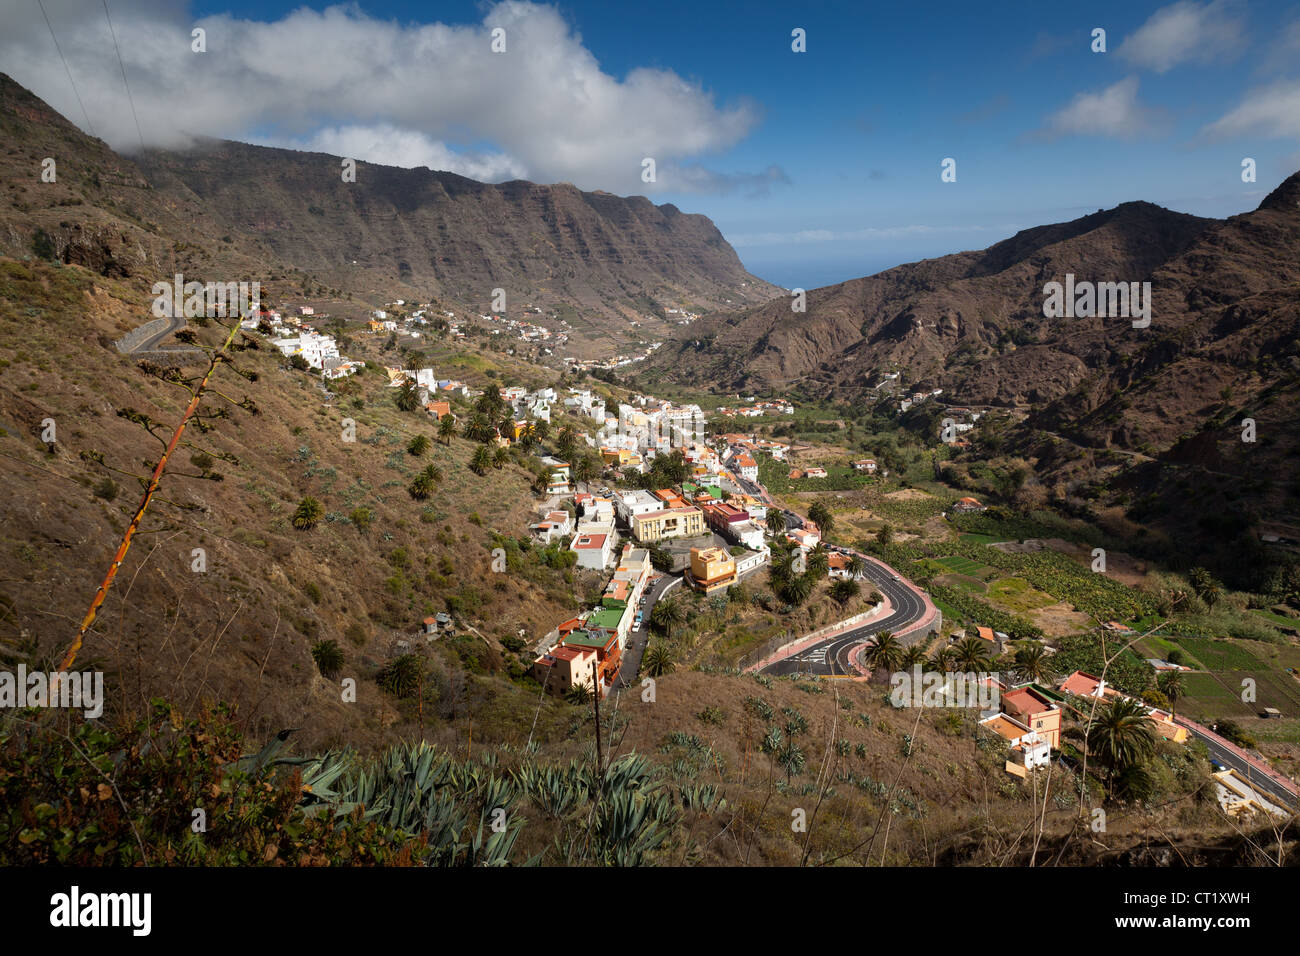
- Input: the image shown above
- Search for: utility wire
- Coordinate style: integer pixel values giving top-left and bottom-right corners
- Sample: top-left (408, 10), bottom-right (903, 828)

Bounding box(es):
top-left (100, 0), bottom-right (147, 154)
top-left (36, 0), bottom-right (96, 138)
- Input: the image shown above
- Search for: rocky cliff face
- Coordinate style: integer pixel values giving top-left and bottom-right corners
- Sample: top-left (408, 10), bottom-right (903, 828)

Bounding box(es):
top-left (643, 199), bottom-right (1224, 403)
top-left (0, 72), bottom-right (778, 353)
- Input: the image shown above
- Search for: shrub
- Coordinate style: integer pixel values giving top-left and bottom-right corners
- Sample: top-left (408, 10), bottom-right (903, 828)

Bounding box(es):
top-left (311, 639), bottom-right (344, 678)
top-left (92, 477), bottom-right (118, 501)
top-left (697, 706), bottom-right (726, 725)
top-left (291, 497), bottom-right (324, 530)
top-left (378, 654), bottom-right (423, 698)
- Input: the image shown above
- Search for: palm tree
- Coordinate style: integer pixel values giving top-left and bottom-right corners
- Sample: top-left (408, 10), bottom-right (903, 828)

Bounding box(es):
top-left (291, 496), bottom-right (324, 530)
top-left (829, 578), bottom-right (860, 606)
top-left (395, 380), bottom-right (421, 412)
top-left (407, 434), bottom-right (431, 457)
top-left (807, 501), bottom-right (834, 538)
top-left (779, 571), bottom-right (814, 607)
top-left (573, 455), bottom-right (597, 486)
top-left (862, 631), bottom-right (903, 676)
top-left (643, 644), bottom-right (675, 677)
top-left (1087, 697), bottom-right (1158, 799)
top-left (492, 445), bottom-right (510, 469)
top-left (408, 466), bottom-right (438, 500)
top-left (900, 644), bottom-right (927, 669)
top-left (848, 553), bottom-right (866, 579)
top-left (767, 509), bottom-right (787, 535)
top-left (952, 637), bottom-right (992, 673)
top-left (876, 523), bottom-right (894, 547)
top-left (930, 645), bottom-right (956, 672)
top-left (807, 543), bottom-right (830, 577)
top-left (1157, 671), bottom-right (1184, 716)
top-left (1014, 643), bottom-right (1054, 684)
top-left (470, 445), bottom-right (492, 475)
top-left (556, 426), bottom-right (578, 462)
top-left (769, 545), bottom-right (796, 584)
top-left (649, 597), bottom-right (685, 638)
top-left (464, 413), bottom-right (494, 443)
top-left (565, 682), bottom-right (593, 706)
top-left (438, 414), bottom-right (456, 445)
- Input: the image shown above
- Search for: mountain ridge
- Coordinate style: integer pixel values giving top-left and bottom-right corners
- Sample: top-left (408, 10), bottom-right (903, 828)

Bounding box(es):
top-left (0, 72), bottom-right (779, 356)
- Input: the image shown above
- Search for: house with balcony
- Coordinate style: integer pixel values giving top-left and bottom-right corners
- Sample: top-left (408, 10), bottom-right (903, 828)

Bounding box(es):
top-left (687, 546), bottom-right (737, 594)
top-left (631, 506), bottom-right (705, 544)
top-left (531, 645), bottom-right (597, 697)
top-left (979, 713), bottom-right (1052, 771)
top-left (999, 686), bottom-right (1062, 749)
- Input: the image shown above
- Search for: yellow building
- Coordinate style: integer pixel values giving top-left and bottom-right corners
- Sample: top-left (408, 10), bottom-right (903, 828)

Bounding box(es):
top-left (688, 546), bottom-right (736, 593)
top-left (631, 506), bottom-right (704, 543)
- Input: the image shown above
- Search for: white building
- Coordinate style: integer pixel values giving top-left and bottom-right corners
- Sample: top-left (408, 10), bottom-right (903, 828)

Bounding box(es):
top-left (570, 524), bottom-right (615, 570)
top-left (614, 489), bottom-right (662, 526)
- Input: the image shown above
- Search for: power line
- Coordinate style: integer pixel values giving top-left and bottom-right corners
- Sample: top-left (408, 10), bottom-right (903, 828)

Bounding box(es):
top-left (100, 0), bottom-right (146, 154)
top-left (36, 0), bottom-right (96, 138)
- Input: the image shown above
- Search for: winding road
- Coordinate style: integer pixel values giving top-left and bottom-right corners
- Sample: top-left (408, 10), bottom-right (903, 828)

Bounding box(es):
top-left (726, 445), bottom-right (937, 677)
top-left (761, 547), bottom-right (931, 676)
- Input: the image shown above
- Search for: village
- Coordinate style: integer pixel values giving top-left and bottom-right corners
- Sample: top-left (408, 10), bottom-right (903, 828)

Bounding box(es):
top-left (240, 302), bottom-right (1295, 820)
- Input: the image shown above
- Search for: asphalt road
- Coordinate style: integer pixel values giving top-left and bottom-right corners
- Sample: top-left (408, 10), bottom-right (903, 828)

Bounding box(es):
top-left (761, 548), bottom-right (927, 676)
top-left (134, 313), bottom-right (187, 352)
top-left (1187, 725), bottom-right (1297, 809)
top-left (612, 571), bottom-right (681, 689)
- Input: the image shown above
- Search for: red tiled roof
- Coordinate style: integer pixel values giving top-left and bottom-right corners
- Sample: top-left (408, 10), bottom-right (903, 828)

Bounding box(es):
top-left (1059, 671), bottom-right (1103, 696)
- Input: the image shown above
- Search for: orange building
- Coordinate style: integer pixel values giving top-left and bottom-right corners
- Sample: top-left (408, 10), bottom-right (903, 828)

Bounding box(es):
top-left (1000, 687), bottom-right (1061, 749)
top-left (531, 645), bottom-right (597, 697)
top-left (687, 546), bottom-right (737, 594)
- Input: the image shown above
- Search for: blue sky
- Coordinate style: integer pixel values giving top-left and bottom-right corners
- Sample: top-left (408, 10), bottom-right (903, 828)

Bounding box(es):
top-left (8, 1), bottom-right (1300, 288)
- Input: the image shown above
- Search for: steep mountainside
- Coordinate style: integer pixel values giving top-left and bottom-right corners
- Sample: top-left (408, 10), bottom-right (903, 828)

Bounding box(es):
top-left (0, 73), bottom-right (779, 355)
top-left (643, 176), bottom-right (1300, 562)
top-left (136, 139), bottom-right (778, 339)
top-left (643, 200), bottom-right (1221, 402)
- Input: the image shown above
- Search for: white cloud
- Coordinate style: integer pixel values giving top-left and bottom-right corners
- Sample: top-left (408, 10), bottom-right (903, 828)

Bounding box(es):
top-left (279, 125), bottom-right (528, 182)
top-left (1203, 79), bottom-right (1300, 139)
top-left (1041, 77), bottom-right (1162, 139)
top-left (0, 0), bottom-right (775, 195)
top-left (1117, 1), bottom-right (1246, 73)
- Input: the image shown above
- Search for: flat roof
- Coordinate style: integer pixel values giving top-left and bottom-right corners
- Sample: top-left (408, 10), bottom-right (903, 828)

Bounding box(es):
top-left (587, 608), bottom-right (626, 628)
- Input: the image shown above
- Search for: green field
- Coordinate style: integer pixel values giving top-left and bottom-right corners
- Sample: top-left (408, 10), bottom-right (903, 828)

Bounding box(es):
top-left (986, 577), bottom-right (1059, 613)
top-left (935, 555), bottom-right (992, 577)
top-left (958, 532), bottom-right (1007, 545)
top-left (943, 574), bottom-right (987, 594)
top-left (1176, 638), bottom-right (1266, 671)
top-left (1178, 673), bottom-right (1255, 718)
top-left (1251, 609), bottom-right (1300, 630)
